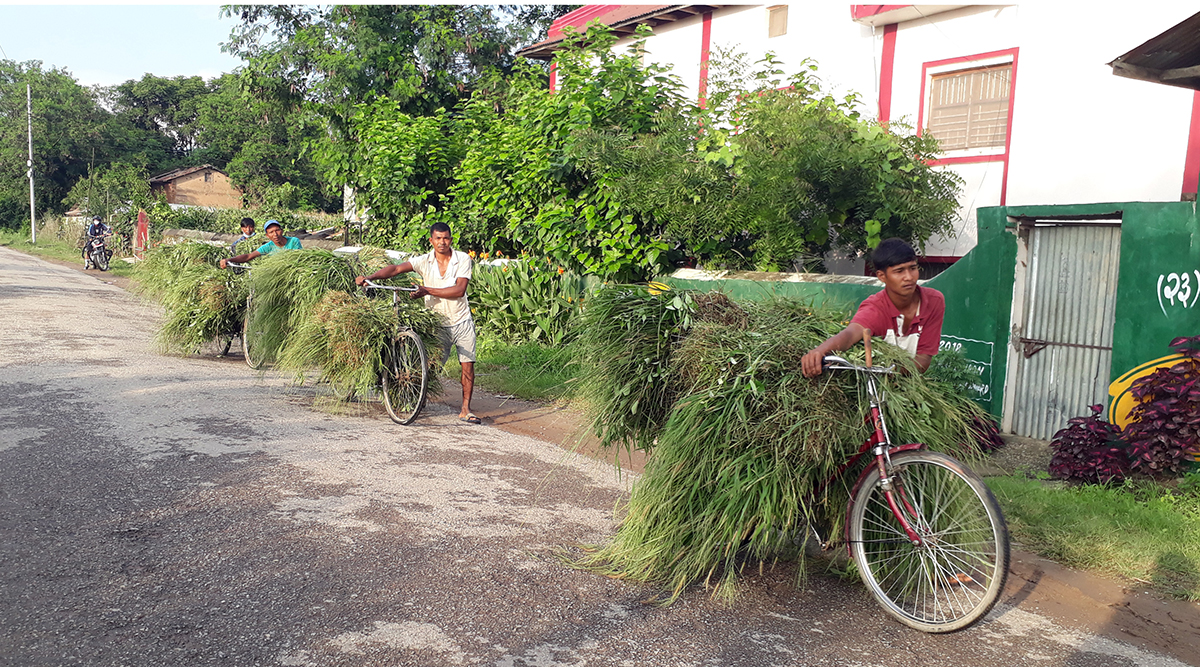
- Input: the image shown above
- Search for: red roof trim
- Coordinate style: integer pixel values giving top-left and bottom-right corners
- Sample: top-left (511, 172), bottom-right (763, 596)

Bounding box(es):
top-left (851, 5), bottom-right (913, 21)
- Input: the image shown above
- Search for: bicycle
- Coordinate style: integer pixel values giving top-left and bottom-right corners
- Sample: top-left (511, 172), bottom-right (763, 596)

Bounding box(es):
top-left (224, 262), bottom-right (265, 370)
top-left (812, 330), bottom-right (1010, 633)
top-left (362, 279), bottom-right (430, 425)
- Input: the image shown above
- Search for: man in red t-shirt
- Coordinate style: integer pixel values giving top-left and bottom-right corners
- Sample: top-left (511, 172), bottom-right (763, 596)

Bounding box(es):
top-left (801, 238), bottom-right (944, 376)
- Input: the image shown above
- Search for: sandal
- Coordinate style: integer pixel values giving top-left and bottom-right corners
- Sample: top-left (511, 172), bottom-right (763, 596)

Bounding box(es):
top-left (460, 414), bottom-right (482, 425)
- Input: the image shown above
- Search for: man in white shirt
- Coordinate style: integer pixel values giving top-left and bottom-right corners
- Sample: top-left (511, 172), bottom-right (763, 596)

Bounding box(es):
top-left (355, 222), bottom-right (480, 424)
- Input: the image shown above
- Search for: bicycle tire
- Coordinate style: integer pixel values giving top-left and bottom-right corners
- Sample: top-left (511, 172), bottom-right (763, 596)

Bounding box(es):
top-left (381, 330), bottom-right (428, 425)
top-left (92, 247), bottom-right (109, 272)
top-left (848, 450), bottom-right (1009, 633)
top-left (241, 295), bottom-right (266, 370)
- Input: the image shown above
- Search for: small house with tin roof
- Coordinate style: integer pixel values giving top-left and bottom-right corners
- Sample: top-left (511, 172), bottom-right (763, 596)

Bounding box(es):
top-left (149, 164), bottom-right (242, 209)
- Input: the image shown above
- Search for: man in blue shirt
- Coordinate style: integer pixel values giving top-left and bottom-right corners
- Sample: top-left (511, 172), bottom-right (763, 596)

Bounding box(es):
top-left (82, 215), bottom-right (112, 267)
top-left (219, 220), bottom-right (302, 269)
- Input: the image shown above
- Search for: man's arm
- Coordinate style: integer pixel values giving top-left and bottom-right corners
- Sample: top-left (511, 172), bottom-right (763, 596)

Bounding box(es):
top-left (801, 323), bottom-right (867, 377)
top-left (355, 262), bottom-right (413, 286)
top-left (412, 277), bottom-right (468, 300)
top-left (914, 354), bottom-right (933, 373)
top-left (219, 251), bottom-right (262, 269)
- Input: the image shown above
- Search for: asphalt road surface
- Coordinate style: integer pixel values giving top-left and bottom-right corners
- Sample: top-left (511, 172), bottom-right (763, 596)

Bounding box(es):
top-left (0, 246), bottom-right (1191, 667)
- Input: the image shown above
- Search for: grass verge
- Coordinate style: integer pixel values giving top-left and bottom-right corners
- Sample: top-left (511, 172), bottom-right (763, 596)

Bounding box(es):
top-left (445, 335), bottom-right (581, 403)
top-left (989, 474), bottom-right (1200, 600)
top-left (0, 230), bottom-right (136, 279)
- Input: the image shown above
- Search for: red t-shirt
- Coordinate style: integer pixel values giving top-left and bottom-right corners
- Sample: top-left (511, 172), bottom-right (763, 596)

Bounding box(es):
top-left (850, 286), bottom-right (945, 356)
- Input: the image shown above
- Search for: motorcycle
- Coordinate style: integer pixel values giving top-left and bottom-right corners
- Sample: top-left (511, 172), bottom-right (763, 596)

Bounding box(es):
top-left (84, 234), bottom-right (113, 271)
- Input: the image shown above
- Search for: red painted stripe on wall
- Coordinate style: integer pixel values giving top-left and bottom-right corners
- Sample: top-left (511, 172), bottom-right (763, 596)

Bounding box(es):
top-left (699, 12), bottom-right (713, 107)
top-left (549, 62), bottom-right (557, 94)
top-left (999, 48), bottom-right (1019, 205)
top-left (1183, 91), bottom-right (1200, 198)
top-left (879, 23), bottom-right (898, 123)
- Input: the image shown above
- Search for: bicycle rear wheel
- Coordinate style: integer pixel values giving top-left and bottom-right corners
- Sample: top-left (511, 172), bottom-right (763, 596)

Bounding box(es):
top-left (241, 295), bottom-right (266, 370)
top-left (381, 330), bottom-right (428, 425)
top-left (848, 450), bottom-right (1009, 633)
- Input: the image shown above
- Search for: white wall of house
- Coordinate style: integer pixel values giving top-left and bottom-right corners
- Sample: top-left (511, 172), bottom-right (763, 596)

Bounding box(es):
top-left (588, 3), bottom-right (1199, 260)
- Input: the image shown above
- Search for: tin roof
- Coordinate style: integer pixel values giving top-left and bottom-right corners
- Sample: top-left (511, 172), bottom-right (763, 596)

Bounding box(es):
top-left (148, 164), bottom-right (224, 186)
top-left (1110, 10), bottom-right (1200, 91)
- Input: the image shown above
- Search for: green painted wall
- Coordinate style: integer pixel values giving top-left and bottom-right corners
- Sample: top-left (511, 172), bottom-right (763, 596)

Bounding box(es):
top-left (1108, 202), bottom-right (1200, 382)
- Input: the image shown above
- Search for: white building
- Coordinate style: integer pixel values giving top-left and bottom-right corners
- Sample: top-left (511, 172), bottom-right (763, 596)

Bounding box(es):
top-left (519, 4), bottom-right (1200, 268)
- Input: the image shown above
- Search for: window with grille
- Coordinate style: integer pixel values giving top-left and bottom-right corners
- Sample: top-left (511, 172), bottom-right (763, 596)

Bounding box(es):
top-left (927, 64), bottom-right (1011, 151)
top-left (768, 5), bottom-right (788, 38)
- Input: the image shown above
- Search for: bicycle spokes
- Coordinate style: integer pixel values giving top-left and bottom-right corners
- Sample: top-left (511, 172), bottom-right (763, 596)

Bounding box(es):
top-left (850, 452), bottom-right (1008, 632)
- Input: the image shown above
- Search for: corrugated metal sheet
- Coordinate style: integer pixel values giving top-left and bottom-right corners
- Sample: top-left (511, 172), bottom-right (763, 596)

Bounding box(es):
top-left (1012, 224), bottom-right (1122, 440)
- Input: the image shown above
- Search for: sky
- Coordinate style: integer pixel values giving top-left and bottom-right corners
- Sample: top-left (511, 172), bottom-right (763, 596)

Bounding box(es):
top-left (0, 4), bottom-right (244, 87)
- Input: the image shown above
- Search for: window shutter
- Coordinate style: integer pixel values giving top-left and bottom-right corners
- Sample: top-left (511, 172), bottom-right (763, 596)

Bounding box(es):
top-left (928, 65), bottom-right (1010, 151)
top-left (768, 6), bottom-right (788, 38)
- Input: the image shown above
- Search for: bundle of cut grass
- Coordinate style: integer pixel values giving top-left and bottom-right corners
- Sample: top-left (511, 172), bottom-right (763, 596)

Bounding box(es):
top-left (245, 249), bottom-right (361, 364)
top-left (575, 286), bottom-right (990, 602)
top-left (575, 285), bottom-right (697, 455)
top-left (134, 241), bottom-right (228, 300)
top-left (153, 262), bottom-right (248, 354)
top-left (275, 289), bottom-right (444, 397)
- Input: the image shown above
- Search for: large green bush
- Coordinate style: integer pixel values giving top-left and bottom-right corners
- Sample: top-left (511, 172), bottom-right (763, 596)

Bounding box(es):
top-left (347, 23), bottom-right (962, 279)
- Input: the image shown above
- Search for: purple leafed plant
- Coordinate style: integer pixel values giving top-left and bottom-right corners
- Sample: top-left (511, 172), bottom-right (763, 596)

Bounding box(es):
top-left (1049, 404), bottom-right (1129, 483)
top-left (1124, 335), bottom-right (1200, 477)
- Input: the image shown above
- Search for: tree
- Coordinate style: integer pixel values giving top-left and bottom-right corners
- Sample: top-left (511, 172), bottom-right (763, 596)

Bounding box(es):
top-left (192, 74), bottom-right (334, 211)
top-left (0, 60), bottom-right (132, 229)
top-left (62, 162), bottom-right (153, 222)
top-left (222, 4), bottom-right (521, 192)
top-left (105, 73), bottom-right (211, 166)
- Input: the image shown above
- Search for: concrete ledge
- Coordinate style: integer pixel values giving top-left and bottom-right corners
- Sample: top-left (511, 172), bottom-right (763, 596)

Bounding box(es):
top-left (671, 267), bottom-right (883, 286)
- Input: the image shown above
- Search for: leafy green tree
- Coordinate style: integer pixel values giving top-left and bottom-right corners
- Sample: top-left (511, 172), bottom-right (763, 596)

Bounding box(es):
top-left (0, 60), bottom-right (133, 229)
top-left (105, 73), bottom-right (210, 165)
top-left (62, 161), bottom-right (153, 222)
top-left (192, 74), bottom-right (334, 211)
top-left (222, 4), bottom-right (519, 190)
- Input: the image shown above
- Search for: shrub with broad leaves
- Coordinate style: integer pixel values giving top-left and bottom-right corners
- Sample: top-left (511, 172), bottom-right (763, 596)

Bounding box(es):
top-left (1049, 404), bottom-right (1129, 483)
top-left (1124, 336), bottom-right (1200, 477)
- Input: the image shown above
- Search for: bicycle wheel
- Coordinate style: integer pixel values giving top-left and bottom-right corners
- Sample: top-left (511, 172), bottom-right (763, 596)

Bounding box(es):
top-left (848, 450), bottom-right (1009, 633)
top-left (381, 330), bottom-right (428, 425)
top-left (241, 295), bottom-right (266, 370)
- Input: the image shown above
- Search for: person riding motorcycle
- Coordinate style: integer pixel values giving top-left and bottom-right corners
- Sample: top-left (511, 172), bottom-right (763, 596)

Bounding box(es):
top-left (83, 215), bottom-right (113, 268)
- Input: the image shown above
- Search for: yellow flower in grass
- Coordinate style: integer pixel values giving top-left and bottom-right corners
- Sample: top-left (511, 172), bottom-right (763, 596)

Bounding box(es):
top-left (468, 250), bottom-right (477, 258)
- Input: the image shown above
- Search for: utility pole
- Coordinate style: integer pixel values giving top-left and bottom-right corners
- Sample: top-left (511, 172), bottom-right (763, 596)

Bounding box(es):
top-left (27, 83), bottom-right (36, 244)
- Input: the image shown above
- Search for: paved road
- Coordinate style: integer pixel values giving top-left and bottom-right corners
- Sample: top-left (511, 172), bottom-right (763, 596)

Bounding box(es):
top-left (0, 246), bottom-right (1190, 667)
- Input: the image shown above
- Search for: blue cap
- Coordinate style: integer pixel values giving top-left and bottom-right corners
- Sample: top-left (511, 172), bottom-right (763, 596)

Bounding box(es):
top-left (265, 219), bottom-right (282, 230)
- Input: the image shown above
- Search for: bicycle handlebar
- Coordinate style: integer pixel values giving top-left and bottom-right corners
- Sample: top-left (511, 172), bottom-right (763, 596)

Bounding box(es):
top-left (822, 354), bottom-right (895, 375)
top-left (362, 279), bottom-right (418, 292)
top-left (224, 262), bottom-right (252, 270)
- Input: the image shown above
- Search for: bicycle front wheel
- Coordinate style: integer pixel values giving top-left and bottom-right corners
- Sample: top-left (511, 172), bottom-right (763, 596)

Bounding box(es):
top-left (381, 330), bottom-right (428, 425)
top-left (241, 295), bottom-right (266, 370)
top-left (848, 450), bottom-right (1009, 633)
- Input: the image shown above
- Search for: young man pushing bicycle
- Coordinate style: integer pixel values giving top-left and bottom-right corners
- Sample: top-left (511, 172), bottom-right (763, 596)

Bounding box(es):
top-left (355, 222), bottom-right (481, 424)
top-left (802, 238), bottom-right (944, 377)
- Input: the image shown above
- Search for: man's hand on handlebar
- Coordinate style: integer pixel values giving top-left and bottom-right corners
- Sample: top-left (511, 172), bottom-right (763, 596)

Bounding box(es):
top-left (219, 258), bottom-right (228, 269)
top-left (801, 348), bottom-right (828, 378)
top-left (355, 275), bottom-right (367, 287)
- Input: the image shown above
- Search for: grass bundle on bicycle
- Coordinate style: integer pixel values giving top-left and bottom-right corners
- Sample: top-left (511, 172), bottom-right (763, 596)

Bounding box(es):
top-left (274, 287), bottom-right (443, 402)
top-left (574, 285), bottom-right (1004, 631)
top-left (137, 242), bottom-right (249, 354)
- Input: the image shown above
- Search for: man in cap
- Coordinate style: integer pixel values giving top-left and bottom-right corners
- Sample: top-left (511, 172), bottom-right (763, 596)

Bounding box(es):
top-left (219, 219), bottom-right (302, 269)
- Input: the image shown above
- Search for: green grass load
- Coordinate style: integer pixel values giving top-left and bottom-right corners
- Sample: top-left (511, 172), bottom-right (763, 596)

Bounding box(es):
top-left (575, 285), bottom-right (990, 602)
